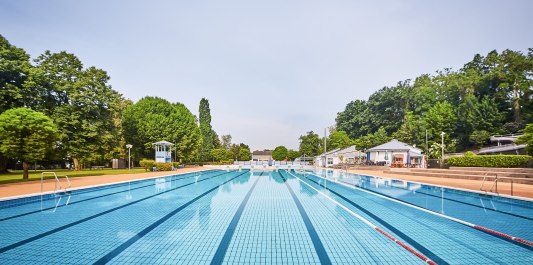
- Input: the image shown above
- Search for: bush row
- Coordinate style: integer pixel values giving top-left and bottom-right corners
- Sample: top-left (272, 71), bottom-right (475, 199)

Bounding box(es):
top-left (447, 154), bottom-right (531, 168)
top-left (139, 159), bottom-right (180, 171)
top-left (183, 160), bottom-right (234, 166)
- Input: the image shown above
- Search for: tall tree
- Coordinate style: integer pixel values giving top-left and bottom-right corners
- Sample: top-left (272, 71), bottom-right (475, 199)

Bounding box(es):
top-left (327, 130), bottom-right (353, 151)
top-left (272, 146), bottom-right (288, 160)
top-left (198, 98), bottom-right (214, 161)
top-left (298, 131), bottom-right (322, 156)
top-left (221, 134), bottom-right (232, 150)
top-left (123, 97), bottom-right (202, 162)
top-left (0, 108), bottom-right (58, 179)
top-left (31, 51), bottom-right (123, 169)
top-left (0, 34), bottom-right (33, 113)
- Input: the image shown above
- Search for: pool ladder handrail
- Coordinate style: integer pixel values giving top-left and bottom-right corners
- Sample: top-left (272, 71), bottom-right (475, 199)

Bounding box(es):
top-left (480, 172), bottom-right (498, 193)
top-left (41, 172), bottom-right (71, 195)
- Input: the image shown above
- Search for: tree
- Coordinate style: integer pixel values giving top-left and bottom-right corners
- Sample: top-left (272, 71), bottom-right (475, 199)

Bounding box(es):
top-left (287, 150), bottom-right (301, 161)
top-left (299, 131), bottom-right (322, 156)
top-left (423, 101), bottom-right (457, 146)
top-left (0, 34), bottom-right (33, 113)
top-left (198, 98), bottom-right (214, 161)
top-left (238, 148), bottom-right (251, 161)
top-left (221, 134), bottom-right (232, 150)
top-left (31, 51), bottom-right (124, 169)
top-left (516, 124), bottom-right (533, 155)
top-left (336, 100), bottom-right (371, 139)
top-left (211, 148), bottom-right (232, 162)
top-left (0, 108), bottom-right (58, 179)
top-left (327, 131), bottom-right (353, 151)
top-left (272, 146), bottom-right (288, 160)
top-left (123, 97), bottom-right (202, 162)
top-left (393, 111), bottom-right (426, 148)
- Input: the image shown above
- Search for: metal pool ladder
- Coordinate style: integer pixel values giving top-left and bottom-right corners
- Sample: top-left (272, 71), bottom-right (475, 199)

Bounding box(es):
top-left (41, 172), bottom-right (71, 195)
top-left (480, 172), bottom-right (498, 193)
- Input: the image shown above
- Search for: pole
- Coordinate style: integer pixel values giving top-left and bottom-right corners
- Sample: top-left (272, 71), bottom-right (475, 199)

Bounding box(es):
top-left (324, 128), bottom-right (327, 167)
top-left (440, 132), bottom-right (445, 167)
top-left (425, 129), bottom-right (428, 156)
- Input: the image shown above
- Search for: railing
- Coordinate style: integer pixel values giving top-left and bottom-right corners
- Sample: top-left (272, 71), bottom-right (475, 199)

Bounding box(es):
top-left (41, 172), bottom-right (71, 195)
top-left (480, 173), bottom-right (533, 196)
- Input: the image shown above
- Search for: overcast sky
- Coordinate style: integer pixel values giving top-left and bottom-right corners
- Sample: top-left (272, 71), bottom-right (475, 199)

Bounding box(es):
top-left (1, 0), bottom-right (532, 151)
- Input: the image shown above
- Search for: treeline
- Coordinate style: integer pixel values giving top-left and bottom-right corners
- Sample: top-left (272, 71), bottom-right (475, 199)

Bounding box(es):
top-left (333, 48), bottom-right (533, 158)
top-left (0, 34), bottom-right (249, 177)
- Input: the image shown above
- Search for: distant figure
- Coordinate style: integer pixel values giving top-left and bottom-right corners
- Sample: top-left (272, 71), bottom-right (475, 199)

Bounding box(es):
top-left (152, 166), bottom-right (158, 172)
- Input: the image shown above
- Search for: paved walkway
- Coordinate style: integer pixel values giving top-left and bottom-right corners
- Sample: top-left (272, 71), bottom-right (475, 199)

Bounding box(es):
top-left (0, 167), bottom-right (206, 200)
top-left (347, 169), bottom-right (533, 199)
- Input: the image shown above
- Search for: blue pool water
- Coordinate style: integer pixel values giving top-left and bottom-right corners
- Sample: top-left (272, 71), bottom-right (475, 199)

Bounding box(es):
top-left (0, 169), bottom-right (531, 264)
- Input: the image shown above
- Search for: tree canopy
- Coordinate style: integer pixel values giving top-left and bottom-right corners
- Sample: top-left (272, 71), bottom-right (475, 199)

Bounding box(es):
top-left (335, 48), bottom-right (533, 157)
top-left (123, 97), bottom-right (202, 162)
top-left (0, 108), bottom-right (58, 179)
top-left (198, 98), bottom-right (214, 161)
top-left (272, 146), bottom-right (288, 160)
top-left (298, 131), bottom-right (322, 156)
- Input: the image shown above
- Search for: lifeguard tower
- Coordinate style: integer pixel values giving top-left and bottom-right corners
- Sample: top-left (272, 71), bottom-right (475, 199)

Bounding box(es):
top-left (153, 141), bottom-right (174, 163)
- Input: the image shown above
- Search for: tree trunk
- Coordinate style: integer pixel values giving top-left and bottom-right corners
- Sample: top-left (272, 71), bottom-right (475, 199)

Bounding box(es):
top-left (22, 161), bottom-right (29, 180)
top-left (0, 153), bottom-right (7, 173)
top-left (73, 158), bottom-right (80, 171)
top-left (512, 80), bottom-right (522, 124)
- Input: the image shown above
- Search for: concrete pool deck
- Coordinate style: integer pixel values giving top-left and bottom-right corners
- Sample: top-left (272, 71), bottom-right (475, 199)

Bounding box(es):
top-left (0, 167), bottom-right (206, 200)
top-left (0, 166), bottom-right (531, 200)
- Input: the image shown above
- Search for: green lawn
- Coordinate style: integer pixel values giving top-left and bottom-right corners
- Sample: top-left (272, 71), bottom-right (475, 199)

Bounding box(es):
top-left (0, 168), bottom-right (147, 185)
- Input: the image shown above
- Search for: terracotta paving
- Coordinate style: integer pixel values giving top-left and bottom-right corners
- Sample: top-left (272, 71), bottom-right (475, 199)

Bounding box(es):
top-left (347, 169), bottom-right (533, 199)
top-left (0, 167), bottom-right (206, 199)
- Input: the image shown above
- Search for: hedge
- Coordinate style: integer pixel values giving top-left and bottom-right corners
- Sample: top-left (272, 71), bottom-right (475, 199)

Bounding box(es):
top-left (139, 159), bottom-right (180, 171)
top-left (447, 154), bottom-right (531, 168)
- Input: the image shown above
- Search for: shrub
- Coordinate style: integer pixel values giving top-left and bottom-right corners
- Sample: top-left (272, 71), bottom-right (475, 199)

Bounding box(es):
top-left (464, 151), bottom-right (476, 157)
top-left (448, 155), bottom-right (531, 168)
top-left (139, 159), bottom-right (155, 171)
top-left (139, 160), bottom-right (179, 171)
top-left (154, 162), bottom-right (172, 171)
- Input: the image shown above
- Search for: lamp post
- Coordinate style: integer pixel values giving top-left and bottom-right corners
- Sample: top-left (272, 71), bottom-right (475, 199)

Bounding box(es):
top-left (440, 132), bottom-right (445, 166)
top-left (126, 144), bottom-right (132, 171)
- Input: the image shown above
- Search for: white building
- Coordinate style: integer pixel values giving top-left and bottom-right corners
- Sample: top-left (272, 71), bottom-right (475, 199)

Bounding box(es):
top-left (314, 145), bottom-right (365, 167)
top-left (367, 139), bottom-right (424, 167)
top-left (252, 150), bottom-right (272, 161)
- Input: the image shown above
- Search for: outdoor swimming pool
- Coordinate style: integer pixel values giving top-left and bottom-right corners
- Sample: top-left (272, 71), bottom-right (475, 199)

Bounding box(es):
top-left (0, 169), bottom-right (531, 264)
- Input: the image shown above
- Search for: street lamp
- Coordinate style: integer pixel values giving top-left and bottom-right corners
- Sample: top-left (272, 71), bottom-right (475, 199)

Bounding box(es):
top-left (126, 144), bottom-right (132, 171)
top-left (440, 132), bottom-right (445, 166)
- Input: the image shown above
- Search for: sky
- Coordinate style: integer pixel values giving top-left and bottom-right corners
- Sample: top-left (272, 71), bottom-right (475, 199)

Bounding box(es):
top-left (1, 0), bottom-right (532, 151)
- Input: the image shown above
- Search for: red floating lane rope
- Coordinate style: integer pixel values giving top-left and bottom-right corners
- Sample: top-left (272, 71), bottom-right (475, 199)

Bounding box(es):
top-left (375, 227), bottom-right (438, 265)
top-left (474, 225), bottom-right (533, 247)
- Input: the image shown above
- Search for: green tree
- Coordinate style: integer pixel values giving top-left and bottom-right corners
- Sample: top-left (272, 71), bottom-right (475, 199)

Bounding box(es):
top-left (31, 51), bottom-right (124, 169)
top-left (0, 108), bottom-right (58, 179)
top-left (221, 134), bottom-right (232, 150)
top-left (211, 148), bottom-right (233, 162)
top-left (272, 146), bottom-right (288, 160)
top-left (0, 34), bottom-right (33, 113)
top-left (327, 130), bottom-right (353, 151)
top-left (516, 124), bottom-right (533, 155)
top-left (123, 97), bottom-right (202, 162)
top-left (287, 150), bottom-right (301, 161)
top-left (298, 131), bottom-right (322, 156)
top-left (198, 98), bottom-right (214, 161)
top-left (423, 101), bottom-right (457, 149)
top-left (393, 111), bottom-right (426, 148)
top-left (238, 148), bottom-right (251, 161)
top-left (336, 100), bottom-right (371, 139)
